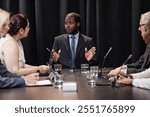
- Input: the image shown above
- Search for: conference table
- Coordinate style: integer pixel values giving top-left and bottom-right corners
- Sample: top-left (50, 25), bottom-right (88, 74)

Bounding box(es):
top-left (0, 69), bottom-right (150, 100)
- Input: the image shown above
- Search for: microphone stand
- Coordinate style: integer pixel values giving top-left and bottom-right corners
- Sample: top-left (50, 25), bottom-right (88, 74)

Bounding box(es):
top-left (98, 57), bottom-right (106, 79)
top-left (46, 48), bottom-right (53, 66)
top-left (46, 48), bottom-right (54, 70)
top-left (98, 47), bottom-right (112, 79)
top-left (46, 48), bottom-right (61, 82)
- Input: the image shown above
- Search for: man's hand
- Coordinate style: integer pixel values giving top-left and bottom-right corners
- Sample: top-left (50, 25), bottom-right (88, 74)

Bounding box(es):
top-left (108, 73), bottom-right (133, 86)
top-left (52, 49), bottom-right (61, 62)
top-left (23, 73), bottom-right (39, 86)
top-left (85, 47), bottom-right (96, 61)
top-left (38, 65), bottom-right (50, 74)
top-left (108, 65), bottom-right (126, 76)
top-left (117, 74), bottom-right (133, 85)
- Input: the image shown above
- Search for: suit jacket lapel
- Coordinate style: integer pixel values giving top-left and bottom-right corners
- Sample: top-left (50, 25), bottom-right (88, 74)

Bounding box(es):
top-left (75, 34), bottom-right (84, 59)
top-left (63, 34), bottom-right (72, 58)
top-left (142, 46), bottom-right (150, 68)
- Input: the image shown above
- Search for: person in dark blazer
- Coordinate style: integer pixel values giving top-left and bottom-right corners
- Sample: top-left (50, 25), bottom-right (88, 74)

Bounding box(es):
top-left (0, 8), bottom-right (39, 89)
top-left (126, 45), bottom-right (150, 73)
top-left (52, 12), bottom-right (96, 69)
top-left (112, 12), bottom-right (150, 90)
top-left (108, 11), bottom-right (150, 76)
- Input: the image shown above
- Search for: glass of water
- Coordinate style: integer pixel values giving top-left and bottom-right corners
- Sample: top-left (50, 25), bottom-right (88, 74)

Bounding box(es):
top-left (90, 66), bottom-right (99, 78)
top-left (54, 74), bottom-right (64, 88)
top-left (86, 71), bottom-right (96, 86)
top-left (54, 64), bottom-right (62, 74)
top-left (81, 64), bottom-right (89, 74)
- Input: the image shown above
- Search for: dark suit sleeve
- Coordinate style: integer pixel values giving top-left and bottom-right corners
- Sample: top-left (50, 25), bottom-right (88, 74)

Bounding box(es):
top-left (126, 56), bottom-right (146, 74)
top-left (51, 37), bottom-right (61, 64)
top-left (126, 67), bottom-right (146, 74)
top-left (85, 37), bottom-right (94, 49)
top-left (0, 77), bottom-right (26, 89)
top-left (0, 60), bottom-right (26, 88)
top-left (52, 37), bottom-right (60, 52)
top-left (126, 46), bottom-right (148, 74)
top-left (126, 56), bottom-right (144, 73)
top-left (85, 37), bottom-right (97, 66)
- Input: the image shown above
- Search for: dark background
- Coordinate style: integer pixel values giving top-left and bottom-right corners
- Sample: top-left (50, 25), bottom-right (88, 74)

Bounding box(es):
top-left (0, 0), bottom-right (149, 67)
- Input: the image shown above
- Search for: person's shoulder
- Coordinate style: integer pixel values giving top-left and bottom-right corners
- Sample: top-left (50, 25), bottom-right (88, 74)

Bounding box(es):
top-left (3, 37), bottom-right (16, 45)
top-left (55, 34), bottom-right (67, 40)
top-left (0, 34), bottom-right (10, 42)
top-left (80, 33), bottom-right (92, 40)
top-left (2, 37), bottom-right (17, 51)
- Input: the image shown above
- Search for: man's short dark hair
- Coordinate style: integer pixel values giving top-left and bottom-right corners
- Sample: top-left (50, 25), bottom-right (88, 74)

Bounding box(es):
top-left (66, 12), bottom-right (81, 23)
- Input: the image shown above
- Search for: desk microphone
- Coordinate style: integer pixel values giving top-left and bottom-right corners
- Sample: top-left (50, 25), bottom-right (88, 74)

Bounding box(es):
top-left (104, 47), bottom-right (112, 59)
top-left (98, 47), bottom-right (112, 79)
top-left (46, 48), bottom-right (53, 65)
top-left (46, 48), bottom-right (60, 81)
top-left (111, 54), bottom-right (132, 87)
top-left (46, 47), bottom-right (51, 53)
top-left (122, 54), bottom-right (132, 65)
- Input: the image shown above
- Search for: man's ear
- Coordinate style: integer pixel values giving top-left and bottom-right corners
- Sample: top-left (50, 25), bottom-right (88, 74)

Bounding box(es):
top-left (77, 22), bottom-right (80, 27)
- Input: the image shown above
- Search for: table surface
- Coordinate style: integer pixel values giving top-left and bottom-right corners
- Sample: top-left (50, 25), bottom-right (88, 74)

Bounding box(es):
top-left (0, 69), bottom-right (150, 100)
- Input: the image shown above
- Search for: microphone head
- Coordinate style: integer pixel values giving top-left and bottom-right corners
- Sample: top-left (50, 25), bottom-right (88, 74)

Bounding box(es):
top-left (128, 54), bottom-right (132, 60)
top-left (46, 48), bottom-right (53, 65)
top-left (123, 54), bottom-right (132, 65)
top-left (46, 48), bottom-right (51, 53)
top-left (104, 47), bottom-right (112, 59)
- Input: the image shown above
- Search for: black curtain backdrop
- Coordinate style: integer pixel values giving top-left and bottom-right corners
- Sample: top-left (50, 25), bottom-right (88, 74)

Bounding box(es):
top-left (0, 0), bottom-right (149, 67)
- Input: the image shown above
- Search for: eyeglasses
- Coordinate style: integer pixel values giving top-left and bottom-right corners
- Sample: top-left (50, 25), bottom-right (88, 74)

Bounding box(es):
top-left (139, 24), bottom-right (146, 29)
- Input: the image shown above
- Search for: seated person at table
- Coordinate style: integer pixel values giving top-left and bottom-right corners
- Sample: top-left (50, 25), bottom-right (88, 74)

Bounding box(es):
top-left (117, 69), bottom-right (150, 90)
top-left (52, 12), bottom-right (96, 69)
top-left (108, 11), bottom-right (150, 76)
top-left (112, 13), bottom-right (150, 90)
top-left (0, 13), bottom-right (50, 76)
top-left (0, 61), bottom-right (39, 88)
top-left (0, 8), bottom-right (39, 88)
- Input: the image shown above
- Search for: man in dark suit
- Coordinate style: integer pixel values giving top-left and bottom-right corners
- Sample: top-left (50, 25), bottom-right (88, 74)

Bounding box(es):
top-left (52, 12), bottom-right (96, 69)
top-left (112, 13), bottom-right (150, 90)
top-left (0, 8), bottom-right (39, 88)
top-left (108, 11), bottom-right (150, 76)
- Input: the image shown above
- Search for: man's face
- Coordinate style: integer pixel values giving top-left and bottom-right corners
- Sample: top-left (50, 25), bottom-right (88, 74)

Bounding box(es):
top-left (139, 18), bottom-right (150, 44)
top-left (64, 16), bottom-right (79, 34)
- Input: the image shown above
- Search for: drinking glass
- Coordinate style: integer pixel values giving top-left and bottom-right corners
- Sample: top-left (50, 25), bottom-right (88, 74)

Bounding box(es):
top-left (54, 64), bottom-right (62, 74)
top-left (90, 66), bottom-right (99, 78)
top-left (81, 64), bottom-right (89, 74)
top-left (86, 71), bottom-right (96, 86)
top-left (54, 74), bottom-right (64, 88)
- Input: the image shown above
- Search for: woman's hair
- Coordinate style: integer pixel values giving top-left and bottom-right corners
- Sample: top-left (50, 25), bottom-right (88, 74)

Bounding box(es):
top-left (8, 14), bottom-right (28, 36)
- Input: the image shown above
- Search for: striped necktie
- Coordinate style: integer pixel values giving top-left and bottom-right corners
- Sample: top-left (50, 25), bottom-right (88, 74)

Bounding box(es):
top-left (71, 36), bottom-right (75, 68)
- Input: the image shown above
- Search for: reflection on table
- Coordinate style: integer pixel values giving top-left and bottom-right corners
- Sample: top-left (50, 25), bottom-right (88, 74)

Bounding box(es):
top-left (0, 69), bottom-right (150, 100)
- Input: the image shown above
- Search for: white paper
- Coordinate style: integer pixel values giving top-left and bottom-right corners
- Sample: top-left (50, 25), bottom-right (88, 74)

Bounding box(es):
top-left (28, 80), bottom-right (52, 86)
top-left (36, 80), bottom-right (52, 86)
